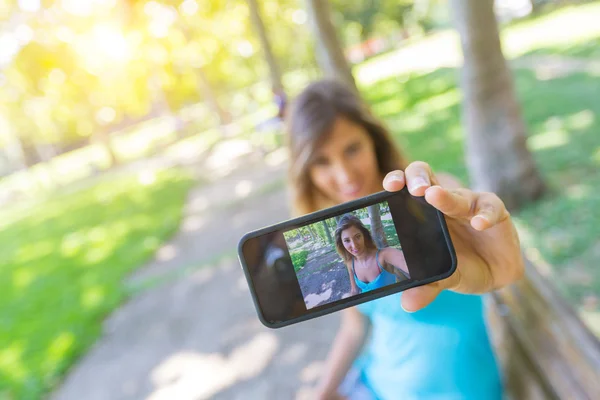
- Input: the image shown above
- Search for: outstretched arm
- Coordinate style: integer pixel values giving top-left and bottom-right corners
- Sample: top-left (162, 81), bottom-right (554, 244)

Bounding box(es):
top-left (380, 247), bottom-right (410, 278)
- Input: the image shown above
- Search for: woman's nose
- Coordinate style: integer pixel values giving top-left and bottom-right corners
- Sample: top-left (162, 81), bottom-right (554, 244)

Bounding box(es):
top-left (332, 160), bottom-right (355, 184)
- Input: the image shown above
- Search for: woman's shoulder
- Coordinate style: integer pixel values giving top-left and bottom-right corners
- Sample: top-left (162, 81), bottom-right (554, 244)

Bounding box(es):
top-left (377, 246), bottom-right (401, 257)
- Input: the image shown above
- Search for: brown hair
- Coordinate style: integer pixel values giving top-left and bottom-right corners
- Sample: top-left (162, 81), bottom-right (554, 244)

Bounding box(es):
top-left (334, 214), bottom-right (376, 262)
top-left (286, 79), bottom-right (408, 215)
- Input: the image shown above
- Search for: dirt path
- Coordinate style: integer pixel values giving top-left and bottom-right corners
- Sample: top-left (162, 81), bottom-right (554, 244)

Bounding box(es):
top-left (51, 151), bottom-right (339, 400)
top-left (296, 247), bottom-right (352, 309)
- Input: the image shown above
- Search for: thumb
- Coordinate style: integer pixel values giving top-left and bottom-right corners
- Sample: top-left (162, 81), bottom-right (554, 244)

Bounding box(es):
top-left (401, 283), bottom-right (443, 312)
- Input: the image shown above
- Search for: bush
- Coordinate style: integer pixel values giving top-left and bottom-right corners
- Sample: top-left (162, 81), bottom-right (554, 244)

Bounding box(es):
top-left (291, 249), bottom-right (309, 272)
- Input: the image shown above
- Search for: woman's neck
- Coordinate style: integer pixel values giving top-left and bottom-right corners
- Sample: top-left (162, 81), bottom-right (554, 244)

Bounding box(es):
top-left (354, 248), bottom-right (375, 264)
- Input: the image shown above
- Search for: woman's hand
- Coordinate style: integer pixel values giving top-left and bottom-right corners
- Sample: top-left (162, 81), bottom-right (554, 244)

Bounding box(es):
top-left (383, 161), bottom-right (524, 312)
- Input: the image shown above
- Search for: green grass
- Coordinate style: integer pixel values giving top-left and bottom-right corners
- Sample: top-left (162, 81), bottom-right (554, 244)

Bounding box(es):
top-left (361, 66), bottom-right (600, 329)
top-left (354, 1), bottom-right (600, 85)
top-left (0, 169), bottom-right (194, 399)
top-left (501, 1), bottom-right (600, 59)
top-left (521, 39), bottom-right (600, 59)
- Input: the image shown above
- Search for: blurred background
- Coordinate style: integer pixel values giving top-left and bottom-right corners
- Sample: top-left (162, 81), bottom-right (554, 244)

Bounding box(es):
top-left (0, 0), bottom-right (599, 399)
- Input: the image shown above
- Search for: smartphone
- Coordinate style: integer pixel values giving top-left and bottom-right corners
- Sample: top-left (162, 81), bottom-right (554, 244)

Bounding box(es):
top-left (237, 188), bottom-right (456, 329)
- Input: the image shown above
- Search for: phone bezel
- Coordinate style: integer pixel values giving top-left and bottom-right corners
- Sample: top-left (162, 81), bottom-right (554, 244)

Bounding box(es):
top-left (237, 189), bottom-right (457, 329)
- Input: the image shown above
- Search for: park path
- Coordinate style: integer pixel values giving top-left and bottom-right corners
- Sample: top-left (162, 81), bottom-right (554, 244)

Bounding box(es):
top-left (296, 247), bottom-right (351, 309)
top-left (51, 147), bottom-right (340, 400)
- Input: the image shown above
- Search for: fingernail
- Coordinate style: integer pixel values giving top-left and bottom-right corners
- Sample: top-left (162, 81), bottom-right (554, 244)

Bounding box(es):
top-left (387, 173), bottom-right (403, 183)
top-left (408, 176), bottom-right (429, 192)
top-left (400, 303), bottom-right (415, 313)
top-left (424, 185), bottom-right (439, 196)
top-left (474, 214), bottom-right (490, 224)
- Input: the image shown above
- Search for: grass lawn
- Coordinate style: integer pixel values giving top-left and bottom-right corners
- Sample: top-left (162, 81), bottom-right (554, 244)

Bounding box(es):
top-left (360, 66), bottom-right (600, 335)
top-left (0, 169), bottom-right (194, 399)
top-left (354, 1), bottom-right (600, 85)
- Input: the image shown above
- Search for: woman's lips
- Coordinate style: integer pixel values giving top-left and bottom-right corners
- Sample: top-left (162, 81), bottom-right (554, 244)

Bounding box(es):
top-left (341, 183), bottom-right (363, 198)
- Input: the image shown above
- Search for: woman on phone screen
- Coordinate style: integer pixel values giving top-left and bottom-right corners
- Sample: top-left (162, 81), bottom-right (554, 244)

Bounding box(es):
top-left (334, 213), bottom-right (410, 297)
top-left (286, 79), bottom-right (524, 400)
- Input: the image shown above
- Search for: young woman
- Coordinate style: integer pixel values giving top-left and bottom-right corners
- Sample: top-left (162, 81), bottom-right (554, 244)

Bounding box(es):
top-left (334, 214), bottom-right (410, 296)
top-left (285, 79), bottom-right (524, 399)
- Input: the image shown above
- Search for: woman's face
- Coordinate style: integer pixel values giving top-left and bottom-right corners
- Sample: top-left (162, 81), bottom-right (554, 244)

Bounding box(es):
top-left (341, 226), bottom-right (365, 257)
top-left (308, 117), bottom-right (381, 204)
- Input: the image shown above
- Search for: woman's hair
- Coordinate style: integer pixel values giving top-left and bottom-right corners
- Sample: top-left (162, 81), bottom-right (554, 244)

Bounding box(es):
top-left (334, 213), bottom-right (376, 262)
top-left (286, 79), bottom-right (408, 215)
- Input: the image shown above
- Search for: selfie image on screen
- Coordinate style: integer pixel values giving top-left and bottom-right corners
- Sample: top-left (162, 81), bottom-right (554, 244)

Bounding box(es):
top-left (283, 201), bottom-right (411, 310)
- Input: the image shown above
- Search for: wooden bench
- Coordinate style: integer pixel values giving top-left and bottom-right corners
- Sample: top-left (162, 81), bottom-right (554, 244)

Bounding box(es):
top-left (487, 254), bottom-right (600, 399)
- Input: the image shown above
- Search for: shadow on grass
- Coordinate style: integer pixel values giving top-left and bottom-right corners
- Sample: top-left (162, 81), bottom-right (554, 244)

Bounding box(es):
top-left (521, 40), bottom-right (600, 59)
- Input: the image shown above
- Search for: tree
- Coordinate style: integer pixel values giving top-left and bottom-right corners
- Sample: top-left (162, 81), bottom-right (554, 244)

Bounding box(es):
top-left (247, 0), bottom-right (284, 92)
top-left (304, 0), bottom-right (357, 90)
top-left (368, 205), bottom-right (388, 249)
top-left (321, 220), bottom-right (333, 244)
top-left (450, 0), bottom-right (546, 210)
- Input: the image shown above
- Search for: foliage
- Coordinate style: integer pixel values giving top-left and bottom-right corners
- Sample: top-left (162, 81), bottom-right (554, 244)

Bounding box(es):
top-left (290, 249), bottom-right (309, 272)
top-left (329, 0), bottom-right (449, 45)
top-left (0, 0), bottom-right (317, 160)
top-left (0, 169), bottom-right (194, 399)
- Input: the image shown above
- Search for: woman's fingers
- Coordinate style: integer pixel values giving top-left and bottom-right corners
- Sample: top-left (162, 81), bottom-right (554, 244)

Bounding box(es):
top-left (470, 192), bottom-right (511, 230)
top-left (400, 282), bottom-right (443, 312)
top-left (383, 170), bottom-right (406, 192)
top-left (404, 161), bottom-right (440, 196)
top-left (383, 161), bottom-right (441, 194)
top-left (401, 271), bottom-right (463, 312)
top-left (424, 186), bottom-right (510, 230)
top-left (424, 186), bottom-right (474, 217)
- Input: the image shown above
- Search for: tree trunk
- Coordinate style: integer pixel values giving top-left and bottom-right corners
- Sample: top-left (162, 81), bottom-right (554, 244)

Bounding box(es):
top-left (450, 0), bottom-right (545, 210)
top-left (247, 0), bottom-right (284, 92)
top-left (321, 220), bottom-right (333, 245)
top-left (327, 218), bottom-right (337, 238)
top-left (197, 66), bottom-right (232, 130)
top-left (368, 205), bottom-right (388, 249)
top-left (92, 131), bottom-right (118, 167)
top-left (305, 0), bottom-right (357, 91)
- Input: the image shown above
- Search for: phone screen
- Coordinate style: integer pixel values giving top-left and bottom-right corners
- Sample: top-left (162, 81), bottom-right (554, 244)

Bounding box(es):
top-left (238, 189), bottom-right (455, 328)
top-left (283, 199), bottom-right (410, 310)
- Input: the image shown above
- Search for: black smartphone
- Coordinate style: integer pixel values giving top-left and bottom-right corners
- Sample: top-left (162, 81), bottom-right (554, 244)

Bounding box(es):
top-left (237, 188), bottom-right (456, 329)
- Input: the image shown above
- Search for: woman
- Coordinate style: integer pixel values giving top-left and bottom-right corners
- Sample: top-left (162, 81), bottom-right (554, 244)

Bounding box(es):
top-left (285, 79), bottom-right (523, 399)
top-left (334, 214), bottom-right (410, 296)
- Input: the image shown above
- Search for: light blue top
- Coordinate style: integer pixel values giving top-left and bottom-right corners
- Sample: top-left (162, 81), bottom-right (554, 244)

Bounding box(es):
top-left (355, 289), bottom-right (503, 399)
top-left (351, 249), bottom-right (408, 293)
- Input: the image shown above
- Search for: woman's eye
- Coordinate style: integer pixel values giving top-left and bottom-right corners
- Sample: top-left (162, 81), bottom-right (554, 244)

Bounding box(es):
top-left (312, 156), bottom-right (329, 166)
top-left (345, 143), bottom-right (361, 156)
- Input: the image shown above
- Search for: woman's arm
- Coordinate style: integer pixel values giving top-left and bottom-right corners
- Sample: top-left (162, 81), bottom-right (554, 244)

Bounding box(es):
top-left (315, 307), bottom-right (369, 399)
top-left (344, 261), bottom-right (360, 296)
top-left (380, 247), bottom-right (410, 277)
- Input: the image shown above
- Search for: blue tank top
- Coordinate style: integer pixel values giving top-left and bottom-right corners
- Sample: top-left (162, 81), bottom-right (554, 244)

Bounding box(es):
top-left (351, 250), bottom-right (399, 293)
top-left (355, 290), bottom-right (503, 399)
